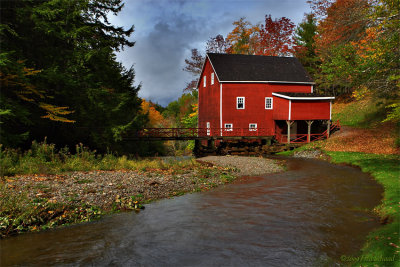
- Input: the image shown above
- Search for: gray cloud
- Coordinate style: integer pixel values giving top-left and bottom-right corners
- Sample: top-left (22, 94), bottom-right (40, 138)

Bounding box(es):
top-left (111, 0), bottom-right (311, 106)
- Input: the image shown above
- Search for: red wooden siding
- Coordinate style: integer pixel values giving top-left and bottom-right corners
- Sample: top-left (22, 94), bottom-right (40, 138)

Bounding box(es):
top-left (272, 96), bottom-right (289, 120)
top-left (220, 83), bottom-right (312, 136)
top-left (198, 57), bottom-right (330, 138)
top-left (198, 59), bottom-right (220, 136)
top-left (291, 100), bottom-right (331, 120)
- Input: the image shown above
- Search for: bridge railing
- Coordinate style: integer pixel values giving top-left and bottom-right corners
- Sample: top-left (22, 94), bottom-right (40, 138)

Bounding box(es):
top-left (135, 121), bottom-right (340, 141)
top-left (137, 128), bottom-right (275, 138)
top-left (215, 128), bottom-right (274, 137)
top-left (138, 128), bottom-right (198, 138)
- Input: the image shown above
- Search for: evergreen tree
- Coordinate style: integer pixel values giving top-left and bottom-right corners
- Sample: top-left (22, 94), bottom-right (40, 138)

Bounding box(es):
top-left (0, 0), bottom-right (147, 154)
top-left (294, 14), bottom-right (320, 79)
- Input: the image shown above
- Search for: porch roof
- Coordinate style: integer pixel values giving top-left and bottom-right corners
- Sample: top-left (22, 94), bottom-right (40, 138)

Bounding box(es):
top-left (272, 92), bottom-right (335, 100)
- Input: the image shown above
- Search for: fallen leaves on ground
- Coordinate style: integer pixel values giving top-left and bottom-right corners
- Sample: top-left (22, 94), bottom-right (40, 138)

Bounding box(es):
top-left (322, 123), bottom-right (399, 155)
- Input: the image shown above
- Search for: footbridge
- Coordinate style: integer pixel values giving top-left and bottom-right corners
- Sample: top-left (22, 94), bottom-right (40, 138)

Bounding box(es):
top-left (124, 120), bottom-right (340, 144)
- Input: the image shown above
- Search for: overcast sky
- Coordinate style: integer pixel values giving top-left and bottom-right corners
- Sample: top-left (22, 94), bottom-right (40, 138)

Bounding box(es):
top-left (109, 0), bottom-right (311, 106)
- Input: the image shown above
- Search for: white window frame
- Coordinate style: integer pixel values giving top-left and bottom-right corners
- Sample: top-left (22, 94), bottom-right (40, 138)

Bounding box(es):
top-left (224, 123), bottom-right (233, 131)
top-left (211, 73), bottom-right (214, 85)
top-left (236, 97), bottom-right (245, 109)
top-left (265, 97), bottom-right (273, 110)
top-left (249, 123), bottom-right (257, 131)
top-left (203, 76), bottom-right (206, 87)
top-left (206, 122), bottom-right (210, 136)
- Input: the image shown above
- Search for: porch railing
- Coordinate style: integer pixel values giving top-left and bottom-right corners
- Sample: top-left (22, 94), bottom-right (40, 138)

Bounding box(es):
top-left (277, 120), bottom-right (341, 144)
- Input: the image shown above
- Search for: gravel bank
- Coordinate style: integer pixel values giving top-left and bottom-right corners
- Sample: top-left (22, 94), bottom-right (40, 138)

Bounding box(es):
top-left (6, 165), bottom-right (235, 210)
top-left (5, 156), bottom-right (284, 211)
top-left (197, 156), bottom-right (284, 176)
top-left (2, 156), bottom-right (285, 237)
top-left (293, 149), bottom-right (327, 159)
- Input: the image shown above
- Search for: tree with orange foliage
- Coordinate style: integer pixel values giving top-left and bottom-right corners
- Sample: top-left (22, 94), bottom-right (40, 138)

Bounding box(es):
top-left (225, 18), bottom-right (260, 55)
top-left (255, 15), bottom-right (296, 56)
top-left (349, 0), bottom-right (400, 98)
top-left (225, 15), bottom-right (297, 56)
top-left (314, 0), bottom-right (370, 54)
top-left (306, 0), bottom-right (398, 100)
top-left (140, 99), bottom-right (165, 127)
top-left (309, 0), bottom-right (371, 95)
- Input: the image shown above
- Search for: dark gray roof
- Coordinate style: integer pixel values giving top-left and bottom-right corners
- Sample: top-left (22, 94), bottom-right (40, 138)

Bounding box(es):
top-left (207, 53), bottom-right (314, 83)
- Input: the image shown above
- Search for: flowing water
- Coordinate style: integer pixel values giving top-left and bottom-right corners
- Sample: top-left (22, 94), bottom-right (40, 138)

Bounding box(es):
top-left (0, 157), bottom-right (383, 266)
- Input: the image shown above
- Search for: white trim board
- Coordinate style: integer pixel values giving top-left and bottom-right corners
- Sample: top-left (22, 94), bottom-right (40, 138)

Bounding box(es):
top-left (196, 54), bottom-right (221, 89)
top-left (236, 96), bottom-right (245, 109)
top-left (207, 54), bottom-right (221, 83)
top-left (220, 81), bottom-right (315, 85)
top-left (220, 84), bottom-right (222, 136)
top-left (272, 93), bottom-right (335, 100)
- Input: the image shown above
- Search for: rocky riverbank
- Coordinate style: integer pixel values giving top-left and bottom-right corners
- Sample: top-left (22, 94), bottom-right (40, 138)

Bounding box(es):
top-left (1, 156), bottom-right (284, 237)
top-left (197, 155), bottom-right (284, 176)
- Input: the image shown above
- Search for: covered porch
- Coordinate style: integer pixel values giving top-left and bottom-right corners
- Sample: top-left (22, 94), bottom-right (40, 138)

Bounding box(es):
top-left (274, 120), bottom-right (341, 143)
top-left (272, 92), bottom-right (337, 143)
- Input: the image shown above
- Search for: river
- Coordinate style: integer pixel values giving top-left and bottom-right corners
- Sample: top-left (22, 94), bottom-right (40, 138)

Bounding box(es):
top-left (0, 157), bottom-right (383, 266)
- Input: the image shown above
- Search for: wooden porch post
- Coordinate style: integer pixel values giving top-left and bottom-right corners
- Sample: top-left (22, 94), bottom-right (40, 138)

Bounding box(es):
top-left (286, 120), bottom-right (294, 143)
top-left (306, 120), bottom-right (314, 143)
top-left (327, 120), bottom-right (331, 138)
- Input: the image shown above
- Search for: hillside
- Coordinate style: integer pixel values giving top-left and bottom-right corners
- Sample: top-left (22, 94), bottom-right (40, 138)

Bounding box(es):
top-left (315, 97), bottom-right (399, 155)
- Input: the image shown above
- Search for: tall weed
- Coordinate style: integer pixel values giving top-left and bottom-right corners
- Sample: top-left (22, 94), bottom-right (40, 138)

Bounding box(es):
top-left (0, 140), bottom-right (197, 177)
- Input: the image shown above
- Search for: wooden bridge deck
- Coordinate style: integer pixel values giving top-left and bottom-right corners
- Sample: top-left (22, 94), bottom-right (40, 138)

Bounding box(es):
top-left (124, 121), bottom-right (340, 143)
top-left (124, 128), bottom-right (274, 141)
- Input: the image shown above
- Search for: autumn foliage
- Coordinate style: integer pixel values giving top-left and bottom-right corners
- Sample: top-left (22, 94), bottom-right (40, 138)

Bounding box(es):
top-left (225, 15), bottom-right (297, 56)
top-left (141, 99), bottom-right (164, 127)
top-left (321, 124), bottom-right (399, 154)
top-left (314, 0), bottom-right (370, 54)
top-left (0, 62), bottom-right (75, 123)
top-left (225, 18), bottom-right (260, 55)
top-left (308, 0), bottom-right (399, 98)
top-left (256, 15), bottom-right (296, 56)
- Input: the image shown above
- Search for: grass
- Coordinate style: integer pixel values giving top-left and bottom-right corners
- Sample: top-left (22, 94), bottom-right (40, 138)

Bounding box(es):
top-left (332, 97), bottom-right (388, 128)
top-left (0, 140), bottom-right (197, 178)
top-left (327, 152), bottom-right (400, 266)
